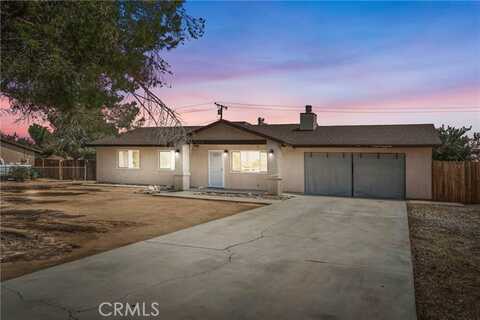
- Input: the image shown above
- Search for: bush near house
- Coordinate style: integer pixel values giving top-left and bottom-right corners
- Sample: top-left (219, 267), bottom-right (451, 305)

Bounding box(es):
top-left (433, 125), bottom-right (479, 161)
top-left (9, 166), bottom-right (32, 182)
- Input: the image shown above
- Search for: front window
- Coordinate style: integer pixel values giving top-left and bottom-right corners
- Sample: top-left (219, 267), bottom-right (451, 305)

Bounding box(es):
top-left (118, 150), bottom-right (140, 169)
top-left (158, 150), bottom-right (175, 170)
top-left (231, 151), bottom-right (267, 173)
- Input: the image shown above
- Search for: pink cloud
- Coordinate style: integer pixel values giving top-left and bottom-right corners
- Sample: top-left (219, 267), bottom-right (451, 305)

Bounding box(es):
top-left (2, 84), bottom-right (478, 139)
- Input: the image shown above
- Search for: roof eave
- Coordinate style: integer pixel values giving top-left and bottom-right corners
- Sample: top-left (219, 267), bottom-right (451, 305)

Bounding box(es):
top-left (1, 139), bottom-right (42, 153)
top-left (290, 144), bottom-right (440, 148)
top-left (86, 143), bottom-right (170, 147)
top-left (190, 119), bottom-right (289, 145)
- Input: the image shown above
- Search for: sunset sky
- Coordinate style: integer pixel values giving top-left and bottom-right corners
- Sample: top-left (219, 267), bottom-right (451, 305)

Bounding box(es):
top-left (1, 1), bottom-right (479, 137)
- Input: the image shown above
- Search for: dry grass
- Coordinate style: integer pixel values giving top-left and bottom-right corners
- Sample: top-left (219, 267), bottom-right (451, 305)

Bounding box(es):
top-left (407, 202), bottom-right (480, 320)
top-left (0, 180), bottom-right (261, 280)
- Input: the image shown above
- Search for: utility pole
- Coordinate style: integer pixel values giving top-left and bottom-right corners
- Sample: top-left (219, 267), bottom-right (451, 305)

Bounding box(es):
top-left (214, 102), bottom-right (228, 120)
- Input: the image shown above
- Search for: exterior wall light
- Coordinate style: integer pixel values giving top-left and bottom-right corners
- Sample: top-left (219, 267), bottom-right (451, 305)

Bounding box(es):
top-left (269, 149), bottom-right (274, 155)
top-left (175, 149), bottom-right (180, 154)
top-left (224, 150), bottom-right (228, 155)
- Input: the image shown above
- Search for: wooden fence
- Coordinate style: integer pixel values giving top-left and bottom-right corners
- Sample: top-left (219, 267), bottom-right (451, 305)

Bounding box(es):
top-left (432, 160), bottom-right (480, 204)
top-left (34, 159), bottom-right (96, 181)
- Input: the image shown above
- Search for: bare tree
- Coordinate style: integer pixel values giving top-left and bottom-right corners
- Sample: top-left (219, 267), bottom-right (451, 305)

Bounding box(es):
top-left (132, 87), bottom-right (187, 146)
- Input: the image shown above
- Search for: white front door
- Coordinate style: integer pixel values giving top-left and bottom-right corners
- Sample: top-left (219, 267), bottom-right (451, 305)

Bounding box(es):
top-left (208, 151), bottom-right (224, 188)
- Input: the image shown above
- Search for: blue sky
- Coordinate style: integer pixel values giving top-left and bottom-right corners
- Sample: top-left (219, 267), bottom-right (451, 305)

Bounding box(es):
top-left (159, 1), bottom-right (480, 129)
top-left (2, 1), bottom-right (479, 135)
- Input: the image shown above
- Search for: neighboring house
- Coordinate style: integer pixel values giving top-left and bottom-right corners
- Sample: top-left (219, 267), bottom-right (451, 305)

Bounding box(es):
top-left (0, 137), bottom-right (41, 165)
top-left (89, 106), bottom-right (441, 200)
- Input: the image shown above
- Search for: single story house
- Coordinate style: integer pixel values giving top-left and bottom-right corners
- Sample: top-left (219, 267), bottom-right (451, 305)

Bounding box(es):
top-left (89, 106), bottom-right (441, 200)
top-left (0, 137), bottom-right (41, 165)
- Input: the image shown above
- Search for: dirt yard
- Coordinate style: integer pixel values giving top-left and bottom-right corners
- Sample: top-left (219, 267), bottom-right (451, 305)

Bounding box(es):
top-left (407, 202), bottom-right (480, 320)
top-left (0, 180), bottom-right (261, 281)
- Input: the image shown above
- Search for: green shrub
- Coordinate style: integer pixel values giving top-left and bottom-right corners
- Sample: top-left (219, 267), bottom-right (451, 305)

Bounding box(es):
top-left (10, 166), bottom-right (31, 182)
top-left (30, 168), bottom-right (40, 179)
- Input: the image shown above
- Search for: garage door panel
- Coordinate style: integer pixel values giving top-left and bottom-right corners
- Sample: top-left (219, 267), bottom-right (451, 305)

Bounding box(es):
top-left (353, 153), bottom-right (405, 200)
top-left (305, 152), bottom-right (352, 196)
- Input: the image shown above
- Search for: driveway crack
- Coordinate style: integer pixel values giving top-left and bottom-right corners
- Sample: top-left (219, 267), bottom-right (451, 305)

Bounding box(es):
top-left (75, 250), bottom-right (236, 314)
top-left (5, 214), bottom-right (290, 318)
top-left (4, 286), bottom-right (79, 320)
top-left (223, 234), bottom-right (264, 251)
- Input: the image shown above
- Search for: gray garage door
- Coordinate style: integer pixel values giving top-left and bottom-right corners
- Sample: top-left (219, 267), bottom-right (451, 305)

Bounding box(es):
top-left (353, 153), bottom-right (405, 199)
top-left (304, 152), bottom-right (405, 199)
top-left (305, 152), bottom-right (352, 197)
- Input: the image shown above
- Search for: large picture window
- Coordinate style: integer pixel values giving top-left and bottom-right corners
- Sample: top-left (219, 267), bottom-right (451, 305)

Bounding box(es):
top-left (118, 150), bottom-right (140, 169)
top-left (231, 151), bottom-right (267, 173)
top-left (158, 150), bottom-right (175, 170)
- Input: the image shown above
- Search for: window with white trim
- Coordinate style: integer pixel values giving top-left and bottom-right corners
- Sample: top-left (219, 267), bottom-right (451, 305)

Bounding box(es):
top-left (118, 150), bottom-right (140, 169)
top-left (158, 150), bottom-right (175, 170)
top-left (231, 151), bottom-right (267, 173)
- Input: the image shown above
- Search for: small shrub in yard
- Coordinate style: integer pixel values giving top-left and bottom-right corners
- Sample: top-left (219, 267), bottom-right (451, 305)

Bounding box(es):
top-left (30, 168), bottom-right (40, 179)
top-left (10, 166), bottom-right (31, 182)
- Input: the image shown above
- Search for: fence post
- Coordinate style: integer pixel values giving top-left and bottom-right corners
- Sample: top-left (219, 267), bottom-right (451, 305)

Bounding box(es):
top-left (84, 160), bottom-right (87, 181)
top-left (59, 160), bottom-right (63, 180)
top-left (73, 159), bottom-right (77, 180)
top-left (461, 161), bottom-right (466, 203)
top-left (465, 162), bottom-right (469, 204)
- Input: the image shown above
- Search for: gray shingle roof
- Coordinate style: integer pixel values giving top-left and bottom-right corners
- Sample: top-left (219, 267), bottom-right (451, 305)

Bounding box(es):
top-left (88, 120), bottom-right (441, 147)
top-left (0, 137), bottom-right (42, 153)
top-left (88, 126), bottom-right (201, 146)
top-left (235, 122), bottom-right (441, 146)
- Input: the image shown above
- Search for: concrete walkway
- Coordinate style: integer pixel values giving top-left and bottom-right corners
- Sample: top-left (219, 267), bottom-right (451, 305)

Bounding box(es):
top-left (1, 196), bottom-right (416, 320)
top-left (152, 190), bottom-right (284, 204)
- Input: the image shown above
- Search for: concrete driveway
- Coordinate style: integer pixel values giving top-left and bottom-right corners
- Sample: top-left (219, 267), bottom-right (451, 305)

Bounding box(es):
top-left (2, 196), bottom-right (416, 320)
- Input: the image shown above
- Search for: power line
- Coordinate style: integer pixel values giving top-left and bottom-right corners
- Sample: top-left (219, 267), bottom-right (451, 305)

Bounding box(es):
top-left (219, 101), bottom-right (480, 111)
top-left (174, 102), bottom-right (214, 110)
top-left (172, 100), bottom-right (480, 114)
top-left (176, 105), bottom-right (479, 114)
top-left (227, 106), bottom-right (479, 113)
top-left (173, 99), bottom-right (480, 110)
top-left (218, 101), bottom-right (302, 108)
top-left (178, 107), bottom-right (214, 114)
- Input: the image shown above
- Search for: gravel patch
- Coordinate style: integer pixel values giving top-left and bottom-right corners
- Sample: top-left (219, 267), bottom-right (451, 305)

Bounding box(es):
top-left (407, 203), bottom-right (480, 320)
top-left (194, 191), bottom-right (293, 201)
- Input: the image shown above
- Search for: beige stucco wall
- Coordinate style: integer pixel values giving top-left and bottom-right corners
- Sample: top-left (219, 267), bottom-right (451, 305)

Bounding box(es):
top-left (96, 122), bottom-right (270, 188)
top-left (96, 145), bottom-right (433, 199)
top-left (281, 146), bottom-right (432, 199)
top-left (190, 144), bottom-right (269, 190)
top-left (95, 121), bottom-right (433, 198)
top-left (188, 122), bottom-right (270, 190)
top-left (0, 143), bottom-right (36, 165)
top-left (96, 145), bottom-right (270, 190)
top-left (96, 147), bottom-right (176, 185)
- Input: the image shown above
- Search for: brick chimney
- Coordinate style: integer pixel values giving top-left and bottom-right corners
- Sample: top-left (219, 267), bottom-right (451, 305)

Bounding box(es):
top-left (299, 105), bottom-right (317, 130)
